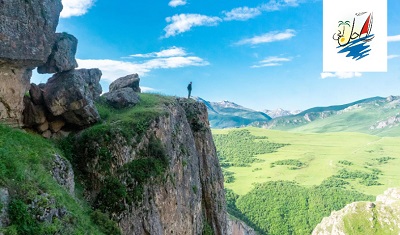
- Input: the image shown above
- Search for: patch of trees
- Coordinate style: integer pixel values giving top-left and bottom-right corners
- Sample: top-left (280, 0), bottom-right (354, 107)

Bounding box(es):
top-left (270, 159), bottom-right (306, 170)
top-left (214, 130), bottom-right (288, 167)
top-left (228, 181), bottom-right (373, 235)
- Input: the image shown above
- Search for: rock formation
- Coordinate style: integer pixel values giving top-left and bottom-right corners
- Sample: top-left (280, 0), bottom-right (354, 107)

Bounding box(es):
top-left (109, 73), bottom-right (141, 93)
top-left (313, 188), bottom-right (400, 235)
top-left (37, 33), bottom-right (79, 74)
top-left (22, 68), bottom-right (103, 137)
top-left (102, 87), bottom-right (140, 109)
top-left (0, 0), bottom-right (63, 126)
top-left (43, 68), bottom-right (102, 126)
top-left (68, 98), bottom-right (227, 234)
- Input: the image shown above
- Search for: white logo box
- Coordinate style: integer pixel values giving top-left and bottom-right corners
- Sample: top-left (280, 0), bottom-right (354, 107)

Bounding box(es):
top-left (323, 0), bottom-right (387, 72)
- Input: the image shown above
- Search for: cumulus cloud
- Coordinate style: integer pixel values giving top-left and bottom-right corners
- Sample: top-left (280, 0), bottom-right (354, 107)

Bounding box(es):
top-left (388, 55), bottom-right (400, 60)
top-left (164, 14), bottom-right (222, 38)
top-left (77, 48), bottom-right (209, 82)
top-left (252, 56), bottom-right (291, 68)
top-left (388, 35), bottom-right (400, 42)
top-left (235, 29), bottom-right (296, 45)
top-left (168, 0), bottom-right (187, 7)
top-left (60, 0), bottom-right (95, 18)
top-left (320, 72), bottom-right (362, 79)
top-left (223, 7), bottom-right (262, 21)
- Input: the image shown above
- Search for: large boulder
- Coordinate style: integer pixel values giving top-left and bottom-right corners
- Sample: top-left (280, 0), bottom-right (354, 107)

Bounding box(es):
top-left (102, 87), bottom-right (140, 109)
top-left (0, 0), bottom-right (62, 66)
top-left (37, 33), bottom-right (79, 74)
top-left (0, 0), bottom-right (62, 126)
top-left (43, 69), bottom-right (102, 126)
top-left (109, 73), bottom-right (141, 93)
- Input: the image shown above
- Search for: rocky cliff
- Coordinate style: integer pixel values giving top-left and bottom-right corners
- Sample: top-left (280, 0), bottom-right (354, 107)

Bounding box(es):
top-left (313, 188), bottom-right (400, 235)
top-left (65, 96), bottom-right (227, 234)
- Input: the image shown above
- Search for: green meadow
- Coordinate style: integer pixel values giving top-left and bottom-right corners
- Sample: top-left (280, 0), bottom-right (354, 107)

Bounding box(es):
top-left (213, 127), bottom-right (400, 197)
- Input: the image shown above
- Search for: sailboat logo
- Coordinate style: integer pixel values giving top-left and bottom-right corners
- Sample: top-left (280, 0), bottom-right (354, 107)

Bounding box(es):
top-left (332, 12), bottom-right (374, 60)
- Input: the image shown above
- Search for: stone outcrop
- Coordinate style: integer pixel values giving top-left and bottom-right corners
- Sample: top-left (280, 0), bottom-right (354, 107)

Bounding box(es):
top-left (109, 74), bottom-right (141, 93)
top-left (227, 218), bottom-right (258, 235)
top-left (23, 69), bottom-right (102, 136)
top-left (312, 188), bottom-right (400, 235)
top-left (0, 0), bottom-right (63, 66)
top-left (70, 99), bottom-right (227, 234)
top-left (0, 188), bottom-right (10, 229)
top-left (51, 154), bottom-right (75, 195)
top-left (102, 87), bottom-right (140, 109)
top-left (37, 33), bottom-right (79, 74)
top-left (0, 0), bottom-right (63, 126)
top-left (43, 68), bottom-right (102, 126)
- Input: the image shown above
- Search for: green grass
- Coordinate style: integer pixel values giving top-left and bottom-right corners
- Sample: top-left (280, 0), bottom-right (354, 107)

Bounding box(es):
top-left (213, 127), bottom-right (400, 196)
top-left (0, 124), bottom-right (107, 234)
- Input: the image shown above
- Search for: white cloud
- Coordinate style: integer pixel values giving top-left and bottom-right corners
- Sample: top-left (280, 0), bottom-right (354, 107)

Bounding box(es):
top-left (164, 14), bottom-right (222, 38)
top-left (321, 72), bottom-right (362, 79)
top-left (252, 56), bottom-right (291, 68)
top-left (223, 7), bottom-right (262, 21)
top-left (388, 55), bottom-right (400, 60)
top-left (235, 29), bottom-right (296, 45)
top-left (388, 35), bottom-right (400, 42)
top-left (141, 87), bottom-right (156, 92)
top-left (77, 48), bottom-right (209, 82)
top-left (130, 47), bottom-right (186, 58)
top-left (261, 0), bottom-right (299, 11)
top-left (168, 0), bottom-right (187, 7)
top-left (60, 0), bottom-right (95, 18)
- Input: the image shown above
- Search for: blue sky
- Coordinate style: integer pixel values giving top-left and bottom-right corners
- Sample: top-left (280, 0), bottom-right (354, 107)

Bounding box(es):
top-left (32, 0), bottom-right (400, 111)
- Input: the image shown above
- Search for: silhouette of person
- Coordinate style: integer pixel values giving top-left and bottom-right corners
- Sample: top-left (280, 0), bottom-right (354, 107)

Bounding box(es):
top-left (187, 82), bottom-right (192, 99)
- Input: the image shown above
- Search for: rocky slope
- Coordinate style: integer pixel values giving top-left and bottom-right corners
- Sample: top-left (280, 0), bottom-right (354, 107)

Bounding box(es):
top-left (313, 188), bottom-right (400, 235)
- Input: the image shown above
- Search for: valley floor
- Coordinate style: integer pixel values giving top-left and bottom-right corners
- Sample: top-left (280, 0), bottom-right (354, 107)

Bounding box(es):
top-left (213, 127), bottom-right (400, 196)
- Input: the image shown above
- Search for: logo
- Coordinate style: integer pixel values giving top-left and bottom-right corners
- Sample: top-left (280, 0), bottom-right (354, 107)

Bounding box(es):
top-left (333, 12), bottom-right (374, 60)
top-left (323, 0), bottom-right (387, 72)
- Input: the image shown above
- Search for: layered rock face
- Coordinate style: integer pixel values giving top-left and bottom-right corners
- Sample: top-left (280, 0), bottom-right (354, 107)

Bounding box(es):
top-left (227, 218), bottom-right (258, 235)
top-left (313, 188), bottom-right (400, 235)
top-left (71, 99), bottom-right (227, 235)
top-left (0, 0), bottom-right (63, 126)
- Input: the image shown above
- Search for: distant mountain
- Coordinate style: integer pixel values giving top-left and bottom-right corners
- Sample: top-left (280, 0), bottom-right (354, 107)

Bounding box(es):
top-left (260, 96), bottom-right (400, 136)
top-left (194, 97), bottom-right (272, 129)
top-left (263, 108), bottom-right (302, 118)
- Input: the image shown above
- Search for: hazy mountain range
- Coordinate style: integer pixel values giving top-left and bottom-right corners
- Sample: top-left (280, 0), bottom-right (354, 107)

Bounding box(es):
top-left (197, 96), bottom-right (400, 136)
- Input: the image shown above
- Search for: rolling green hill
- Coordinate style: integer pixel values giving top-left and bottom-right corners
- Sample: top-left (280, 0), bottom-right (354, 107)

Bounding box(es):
top-left (262, 96), bottom-right (400, 136)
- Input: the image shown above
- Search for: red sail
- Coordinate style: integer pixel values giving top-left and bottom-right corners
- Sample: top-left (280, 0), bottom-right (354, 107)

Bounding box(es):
top-left (360, 14), bottom-right (372, 36)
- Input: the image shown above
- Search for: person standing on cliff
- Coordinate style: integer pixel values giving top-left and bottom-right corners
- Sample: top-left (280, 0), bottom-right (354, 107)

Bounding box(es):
top-left (187, 82), bottom-right (192, 99)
